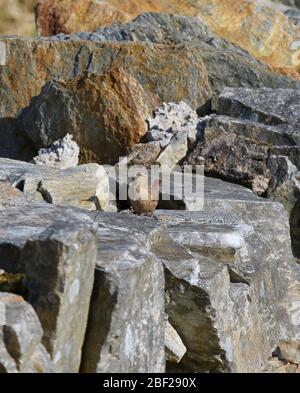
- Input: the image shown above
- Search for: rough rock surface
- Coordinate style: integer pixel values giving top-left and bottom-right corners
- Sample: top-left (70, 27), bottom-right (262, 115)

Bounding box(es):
top-left (80, 213), bottom-right (165, 373)
top-left (0, 204), bottom-right (97, 372)
top-left (21, 70), bottom-right (159, 164)
top-left (185, 88), bottom-right (300, 258)
top-left (35, 1), bottom-right (300, 76)
top-left (0, 158), bottom-right (114, 212)
top-left (146, 102), bottom-right (200, 149)
top-left (156, 177), bottom-right (300, 372)
top-left (33, 134), bottom-right (80, 169)
top-left (0, 292), bottom-right (53, 373)
top-left (1, 14), bottom-right (298, 162)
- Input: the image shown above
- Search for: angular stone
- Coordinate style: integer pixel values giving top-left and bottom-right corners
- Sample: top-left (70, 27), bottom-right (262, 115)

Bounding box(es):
top-left (0, 292), bottom-right (53, 373)
top-left (80, 213), bottom-right (165, 373)
top-left (157, 129), bottom-right (188, 170)
top-left (217, 88), bottom-right (300, 127)
top-left (0, 205), bottom-right (97, 373)
top-left (33, 134), bottom-right (80, 169)
top-left (21, 69), bottom-right (159, 164)
top-left (156, 180), bottom-right (300, 370)
top-left (0, 158), bottom-right (114, 212)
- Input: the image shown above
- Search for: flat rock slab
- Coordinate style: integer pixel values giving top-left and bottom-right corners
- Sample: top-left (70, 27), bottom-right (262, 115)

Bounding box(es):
top-left (0, 204), bottom-right (97, 373)
top-left (217, 88), bottom-right (300, 127)
top-left (0, 158), bottom-right (114, 212)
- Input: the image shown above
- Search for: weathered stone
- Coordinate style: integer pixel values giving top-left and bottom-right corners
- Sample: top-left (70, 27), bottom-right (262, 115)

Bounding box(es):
top-left (35, 1), bottom-right (300, 77)
top-left (157, 129), bottom-right (188, 170)
top-left (165, 321), bottom-right (187, 364)
top-left (0, 204), bottom-right (97, 373)
top-left (21, 69), bottom-right (159, 164)
top-left (155, 177), bottom-right (300, 371)
top-left (146, 102), bottom-right (200, 149)
top-left (217, 88), bottom-right (300, 127)
top-left (0, 292), bottom-right (53, 373)
top-left (0, 158), bottom-right (114, 212)
top-left (185, 88), bottom-right (300, 258)
top-left (80, 213), bottom-right (165, 373)
top-left (124, 142), bottom-right (162, 167)
top-left (33, 134), bottom-right (80, 169)
top-left (0, 181), bottom-right (28, 207)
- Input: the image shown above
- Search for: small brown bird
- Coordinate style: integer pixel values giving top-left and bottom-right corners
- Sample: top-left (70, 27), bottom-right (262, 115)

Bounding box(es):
top-left (128, 172), bottom-right (160, 216)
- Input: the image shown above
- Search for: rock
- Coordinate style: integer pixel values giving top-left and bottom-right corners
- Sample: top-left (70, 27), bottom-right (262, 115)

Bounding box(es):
top-left (185, 88), bottom-right (300, 257)
top-left (185, 122), bottom-right (272, 196)
top-left (21, 69), bottom-right (159, 164)
top-left (0, 158), bottom-right (114, 212)
top-left (157, 129), bottom-right (188, 171)
top-left (0, 292), bottom-right (53, 373)
top-left (165, 321), bottom-right (187, 364)
top-left (154, 177), bottom-right (300, 371)
top-left (35, 0), bottom-right (130, 36)
top-left (33, 134), bottom-right (80, 169)
top-left (146, 102), bottom-right (200, 149)
top-left (2, 17), bottom-right (300, 161)
top-left (35, 1), bottom-right (300, 77)
top-left (0, 181), bottom-right (28, 207)
top-left (217, 88), bottom-right (300, 127)
top-left (277, 341), bottom-right (300, 363)
top-left (80, 213), bottom-right (165, 373)
top-left (124, 142), bottom-right (162, 167)
top-left (1, 15), bottom-right (298, 117)
top-left (0, 204), bottom-right (97, 373)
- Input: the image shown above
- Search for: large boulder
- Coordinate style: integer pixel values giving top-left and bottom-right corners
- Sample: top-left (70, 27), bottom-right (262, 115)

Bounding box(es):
top-left (155, 177), bottom-right (300, 372)
top-left (2, 15), bottom-right (299, 162)
top-left (185, 88), bottom-right (300, 257)
top-left (0, 205), bottom-right (97, 372)
top-left (21, 69), bottom-right (159, 164)
top-left (80, 213), bottom-right (165, 373)
top-left (35, 1), bottom-right (300, 77)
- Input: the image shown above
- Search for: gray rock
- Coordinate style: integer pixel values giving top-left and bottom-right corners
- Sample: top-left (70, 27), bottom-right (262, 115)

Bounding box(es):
top-left (0, 158), bottom-right (115, 212)
top-left (80, 213), bottom-right (165, 373)
top-left (217, 88), bottom-right (300, 127)
top-left (146, 102), bottom-right (200, 148)
top-left (157, 129), bottom-right (188, 170)
top-left (154, 177), bottom-right (300, 371)
top-left (0, 204), bottom-right (97, 373)
top-left (0, 292), bottom-right (53, 373)
top-left (185, 88), bottom-right (300, 257)
top-left (33, 134), bottom-right (80, 169)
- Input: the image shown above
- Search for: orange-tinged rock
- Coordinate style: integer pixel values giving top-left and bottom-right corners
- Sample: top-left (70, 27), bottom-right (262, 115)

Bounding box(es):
top-left (36, 0), bottom-right (300, 75)
top-left (21, 68), bottom-right (159, 163)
